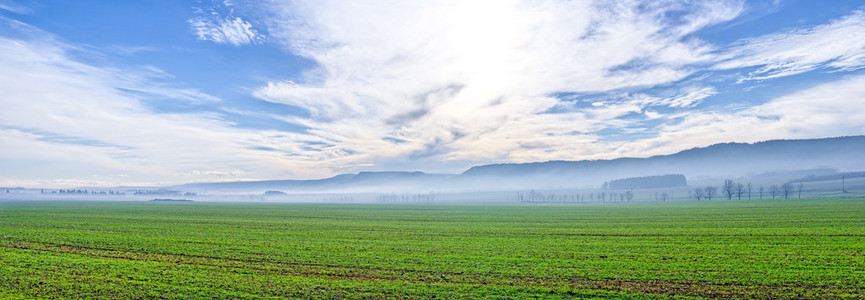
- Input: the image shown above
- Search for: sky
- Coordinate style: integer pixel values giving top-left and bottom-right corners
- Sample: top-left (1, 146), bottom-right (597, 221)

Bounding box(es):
top-left (1, 0), bottom-right (865, 188)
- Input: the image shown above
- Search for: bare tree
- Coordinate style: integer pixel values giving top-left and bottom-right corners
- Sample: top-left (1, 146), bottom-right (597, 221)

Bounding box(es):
top-left (769, 185), bottom-right (779, 199)
top-left (722, 179), bottom-right (735, 200)
top-left (781, 183), bottom-right (794, 199)
top-left (692, 188), bottom-right (704, 201)
top-left (797, 183), bottom-right (804, 199)
top-left (843, 176), bottom-right (848, 193)
top-left (735, 182), bottom-right (745, 200)
top-left (746, 182), bottom-right (752, 200)
top-left (705, 186), bottom-right (717, 201)
top-left (759, 185), bottom-right (764, 200)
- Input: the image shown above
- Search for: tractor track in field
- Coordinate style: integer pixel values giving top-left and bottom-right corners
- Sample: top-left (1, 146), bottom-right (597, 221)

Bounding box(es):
top-left (545, 233), bottom-right (865, 237)
top-left (3, 239), bottom-right (863, 299)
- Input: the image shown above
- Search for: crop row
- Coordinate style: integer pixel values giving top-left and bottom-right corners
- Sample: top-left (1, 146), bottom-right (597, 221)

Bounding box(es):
top-left (0, 199), bottom-right (863, 298)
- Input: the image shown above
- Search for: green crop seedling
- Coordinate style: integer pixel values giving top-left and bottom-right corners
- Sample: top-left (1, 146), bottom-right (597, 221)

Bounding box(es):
top-left (0, 199), bottom-right (863, 299)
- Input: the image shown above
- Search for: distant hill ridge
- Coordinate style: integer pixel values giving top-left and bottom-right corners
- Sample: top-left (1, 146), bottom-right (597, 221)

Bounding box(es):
top-left (172, 171), bottom-right (453, 193)
top-left (457, 136), bottom-right (865, 187)
top-left (169, 135), bottom-right (865, 193)
top-left (463, 136), bottom-right (865, 175)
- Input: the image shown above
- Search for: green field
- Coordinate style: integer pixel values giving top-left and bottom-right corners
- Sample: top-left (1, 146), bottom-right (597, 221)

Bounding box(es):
top-left (1, 199), bottom-right (863, 299)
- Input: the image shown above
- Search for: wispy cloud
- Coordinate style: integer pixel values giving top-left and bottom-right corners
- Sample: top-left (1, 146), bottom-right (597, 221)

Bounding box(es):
top-left (105, 45), bottom-right (160, 56)
top-left (0, 20), bottom-right (305, 187)
top-left (190, 16), bottom-right (265, 46)
top-left (0, 0), bottom-right (33, 14)
top-left (257, 0), bottom-right (744, 165)
top-left (716, 10), bottom-right (865, 81)
top-left (189, 1), bottom-right (265, 46)
top-left (619, 74), bottom-right (865, 157)
top-left (4, 1), bottom-right (865, 188)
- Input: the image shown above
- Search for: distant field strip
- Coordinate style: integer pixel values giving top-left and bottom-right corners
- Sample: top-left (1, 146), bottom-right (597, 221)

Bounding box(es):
top-left (1, 200), bottom-right (864, 299)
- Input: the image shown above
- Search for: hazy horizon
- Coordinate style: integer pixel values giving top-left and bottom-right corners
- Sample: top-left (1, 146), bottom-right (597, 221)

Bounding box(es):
top-left (2, 1), bottom-right (865, 188)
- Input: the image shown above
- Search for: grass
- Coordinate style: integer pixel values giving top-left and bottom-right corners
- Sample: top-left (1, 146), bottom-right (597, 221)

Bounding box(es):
top-left (0, 199), bottom-right (863, 299)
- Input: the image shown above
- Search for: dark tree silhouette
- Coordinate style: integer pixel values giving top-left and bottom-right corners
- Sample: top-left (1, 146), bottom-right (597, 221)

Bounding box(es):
top-left (735, 182), bottom-right (745, 200)
top-left (692, 188), bottom-right (704, 201)
top-left (705, 186), bottom-right (717, 201)
top-left (722, 179), bottom-right (735, 200)
top-left (769, 185), bottom-right (779, 199)
top-left (781, 183), bottom-right (794, 199)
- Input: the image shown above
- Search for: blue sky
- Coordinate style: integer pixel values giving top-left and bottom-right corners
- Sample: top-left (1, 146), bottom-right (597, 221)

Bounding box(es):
top-left (1, 0), bottom-right (865, 187)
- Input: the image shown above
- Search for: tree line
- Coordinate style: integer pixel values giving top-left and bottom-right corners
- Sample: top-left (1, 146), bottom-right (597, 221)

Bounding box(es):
top-left (517, 179), bottom-right (810, 204)
top-left (691, 180), bottom-right (803, 201)
top-left (376, 193), bottom-right (439, 203)
top-left (42, 189), bottom-right (124, 195)
top-left (517, 190), bottom-right (635, 203)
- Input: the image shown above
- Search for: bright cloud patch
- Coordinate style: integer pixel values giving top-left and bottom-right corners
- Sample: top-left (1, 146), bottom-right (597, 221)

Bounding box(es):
top-left (258, 0), bottom-right (744, 164)
top-left (2, 1), bottom-right (865, 187)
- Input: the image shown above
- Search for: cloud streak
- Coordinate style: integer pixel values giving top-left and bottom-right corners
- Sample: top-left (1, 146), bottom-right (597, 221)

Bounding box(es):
top-left (716, 10), bottom-right (865, 80)
top-left (190, 16), bottom-right (265, 46)
top-left (4, 2), bottom-right (865, 188)
top-left (257, 0), bottom-right (744, 165)
top-left (189, 1), bottom-right (265, 46)
top-left (618, 74), bottom-right (865, 157)
top-left (0, 19), bottom-right (317, 187)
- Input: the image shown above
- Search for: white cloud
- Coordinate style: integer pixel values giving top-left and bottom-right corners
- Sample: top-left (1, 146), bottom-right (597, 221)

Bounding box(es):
top-left (661, 87), bottom-right (717, 108)
top-left (751, 74), bottom-right (865, 134)
top-left (0, 22), bottom-right (338, 187)
top-left (616, 74), bottom-right (865, 157)
top-left (8, 1), bottom-right (865, 188)
top-left (716, 10), bottom-right (865, 80)
top-left (601, 86), bottom-right (717, 110)
top-left (257, 0), bottom-right (743, 165)
top-left (190, 169), bottom-right (246, 177)
top-left (190, 16), bottom-right (265, 46)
